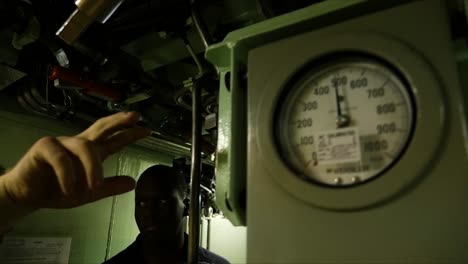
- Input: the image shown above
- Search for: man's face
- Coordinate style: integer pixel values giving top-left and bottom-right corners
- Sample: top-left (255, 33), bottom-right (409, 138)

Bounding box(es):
top-left (134, 175), bottom-right (185, 241)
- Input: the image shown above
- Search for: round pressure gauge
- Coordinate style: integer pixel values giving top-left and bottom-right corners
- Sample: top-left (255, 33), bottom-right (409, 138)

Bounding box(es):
top-left (276, 56), bottom-right (416, 187)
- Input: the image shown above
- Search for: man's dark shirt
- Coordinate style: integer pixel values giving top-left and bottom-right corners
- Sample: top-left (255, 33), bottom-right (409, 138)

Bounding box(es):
top-left (103, 234), bottom-right (230, 264)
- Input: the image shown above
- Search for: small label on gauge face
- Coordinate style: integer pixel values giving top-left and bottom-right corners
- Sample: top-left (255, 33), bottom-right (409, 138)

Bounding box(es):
top-left (316, 127), bottom-right (361, 164)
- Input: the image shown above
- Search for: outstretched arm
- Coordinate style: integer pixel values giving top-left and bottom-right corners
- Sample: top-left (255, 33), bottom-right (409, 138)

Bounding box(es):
top-left (0, 112), bottom-right (151, 234)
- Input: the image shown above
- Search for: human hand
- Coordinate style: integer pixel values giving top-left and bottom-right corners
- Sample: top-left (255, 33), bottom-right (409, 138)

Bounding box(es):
top-left (0, 112), bottom-right (151, 210)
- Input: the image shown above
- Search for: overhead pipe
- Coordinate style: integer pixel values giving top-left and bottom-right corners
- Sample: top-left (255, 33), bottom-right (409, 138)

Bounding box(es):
top-left (56, 0), bottom-right (125, 45)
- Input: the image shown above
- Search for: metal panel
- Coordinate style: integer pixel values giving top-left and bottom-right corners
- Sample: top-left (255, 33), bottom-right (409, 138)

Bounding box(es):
top-left (206, 0), bottom-right (409, 226)
top-left (247, 0), bottom-right (468, 263)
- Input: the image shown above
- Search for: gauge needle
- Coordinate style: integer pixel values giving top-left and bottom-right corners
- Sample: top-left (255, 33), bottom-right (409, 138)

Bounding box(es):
top-left (334, 82), bottom-right (343, 116)
top-left (333, 81), bottom-right (350, 128)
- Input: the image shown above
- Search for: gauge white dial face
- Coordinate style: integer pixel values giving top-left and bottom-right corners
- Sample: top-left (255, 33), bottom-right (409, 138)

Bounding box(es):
top-left (277, 58), bottom-right (415, 187)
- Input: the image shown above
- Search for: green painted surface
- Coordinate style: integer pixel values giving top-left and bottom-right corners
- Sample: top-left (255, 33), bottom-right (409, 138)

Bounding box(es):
top-left (455, 43), bottom-right (468, 143)
top-left (205, 0), bottom-right (412, 226)
top-left (208, 218), bottom-right (246, 264)
top-left (246, 0), bottom-right (468, 262)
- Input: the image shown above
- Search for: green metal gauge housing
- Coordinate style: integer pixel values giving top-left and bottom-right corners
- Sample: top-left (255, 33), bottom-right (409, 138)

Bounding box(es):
top-left (206, 0), bottom-right (410, 226)
top-left (245, 0), bottom-right (468, 263)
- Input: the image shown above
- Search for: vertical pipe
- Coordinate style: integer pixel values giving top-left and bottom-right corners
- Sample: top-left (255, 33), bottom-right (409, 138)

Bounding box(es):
top-left (199, 219), bottom-right (204, 246)
top-left (104, 154), bottom-right (124, 261)
top-left (188, 78), bottom-right (202, 264)
top-left (206, 218), bottom-right (211, 251)
top-left (104, 196), bottom-right (117, 261)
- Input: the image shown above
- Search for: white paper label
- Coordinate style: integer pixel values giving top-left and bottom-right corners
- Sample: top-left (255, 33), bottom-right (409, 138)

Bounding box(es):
top-left (0, 237), bottom-right (72, 264)
top-left (316, 127), bottom-right (361, 164)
